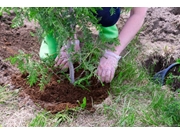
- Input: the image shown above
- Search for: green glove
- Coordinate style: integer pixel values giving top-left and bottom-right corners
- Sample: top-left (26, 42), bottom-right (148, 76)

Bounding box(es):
top-left (39, 34), bottom-right (58, 60)
top-left (99, 25), bottom-right (118, 39)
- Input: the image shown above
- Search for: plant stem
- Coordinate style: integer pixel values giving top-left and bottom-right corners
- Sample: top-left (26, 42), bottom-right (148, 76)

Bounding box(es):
top-left (67, 40), bottom-right (75, 84)
top-left (67, 7), bottom-right (75, 84)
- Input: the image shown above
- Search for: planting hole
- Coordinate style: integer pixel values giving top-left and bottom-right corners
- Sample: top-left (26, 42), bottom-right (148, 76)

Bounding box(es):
top-left (143, 54), bottom-right (175, 76)
top-left (142, 54), bottom-right (180, 91)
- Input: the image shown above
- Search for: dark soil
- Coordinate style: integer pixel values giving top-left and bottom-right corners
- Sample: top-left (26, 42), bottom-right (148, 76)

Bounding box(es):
top-left (143, 54), bottom-right (176, 76)
top-left (0, 12), bottom-right (109, 113)
top-left (142, 53), bottom-right (180, 91)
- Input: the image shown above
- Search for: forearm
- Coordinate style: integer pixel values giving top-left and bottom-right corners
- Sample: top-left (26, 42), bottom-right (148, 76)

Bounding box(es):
top-left (113, 8), bottom-right (147, 56)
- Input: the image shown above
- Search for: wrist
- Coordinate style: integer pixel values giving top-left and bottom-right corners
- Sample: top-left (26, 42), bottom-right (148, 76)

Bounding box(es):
top-left (113, 42), bottom-right (127, 56)
top-left (107, 39), bottom-right (126, 56)
top-left (105, 50), bottom-right (121, 60)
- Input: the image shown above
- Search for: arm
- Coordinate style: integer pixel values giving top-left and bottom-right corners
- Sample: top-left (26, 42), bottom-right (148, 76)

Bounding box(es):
top-left (113, 7), bottom-right (148, 55)
top-left (97, 7), bottom-right (148, 83)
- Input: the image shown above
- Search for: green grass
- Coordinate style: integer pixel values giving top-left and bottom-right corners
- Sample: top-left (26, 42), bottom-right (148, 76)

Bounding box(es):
top-left (97, 36), bottom-right (180, 127)
top-left (29, 110), bottom-right (72, 127)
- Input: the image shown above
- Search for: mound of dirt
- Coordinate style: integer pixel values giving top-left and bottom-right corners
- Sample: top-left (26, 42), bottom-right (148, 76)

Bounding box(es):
top-left (12, 73), bottom-right (109, 113)
top-left (141, 7), bottom-right (180, 45)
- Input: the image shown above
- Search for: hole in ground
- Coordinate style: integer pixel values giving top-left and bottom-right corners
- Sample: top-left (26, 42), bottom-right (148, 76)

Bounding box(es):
top-left (142, 54), bottom-right (175, 76)
top-left (142, 53), bottom-right (180, 91)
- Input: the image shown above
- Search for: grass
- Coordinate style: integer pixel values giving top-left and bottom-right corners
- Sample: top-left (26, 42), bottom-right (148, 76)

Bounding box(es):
top-left (0, 85), bottom-right (19, 126)
top-left (0, 85), bottom-right (19, 104)
top-left (97, 36), bottom-right (180, 127)
top-left (29, 110), bottom-right (72, 127)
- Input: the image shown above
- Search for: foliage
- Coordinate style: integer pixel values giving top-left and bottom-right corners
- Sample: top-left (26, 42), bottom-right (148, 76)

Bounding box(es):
top-left (78, 97), bottom-right (87, 109)
top-left (6, 51), bottom-right (54, 90)
top-left (1, 7), bottom-right (120, 89)
top-left (29, 110), bottom-right (71, 127)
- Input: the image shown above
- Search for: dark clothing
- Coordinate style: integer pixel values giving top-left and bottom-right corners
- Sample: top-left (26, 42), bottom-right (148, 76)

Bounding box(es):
top-left (96, 7), bottom-right (121, 27)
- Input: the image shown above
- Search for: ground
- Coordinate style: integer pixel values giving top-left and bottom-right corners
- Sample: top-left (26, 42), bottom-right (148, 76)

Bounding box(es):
top-left (0, 7), bottom-right (180, 126)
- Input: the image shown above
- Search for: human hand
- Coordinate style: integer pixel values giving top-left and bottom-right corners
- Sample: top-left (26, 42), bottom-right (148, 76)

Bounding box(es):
top-left (97, 50), bottom-right (121, 83)
top-left (54, 40), bottom-right (80, 70)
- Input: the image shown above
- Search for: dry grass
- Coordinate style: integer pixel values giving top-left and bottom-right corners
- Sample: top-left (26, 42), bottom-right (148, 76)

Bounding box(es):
top-left (0, 86), bottom-right (40, 127)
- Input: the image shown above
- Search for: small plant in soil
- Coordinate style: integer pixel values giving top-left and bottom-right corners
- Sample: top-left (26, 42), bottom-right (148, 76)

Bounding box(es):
top-left (77, 97), bottom-right (87, 110)
top-left (1, 7), bottom-right (120, 90)
top-left (6, 50), bottom-right (54, 90)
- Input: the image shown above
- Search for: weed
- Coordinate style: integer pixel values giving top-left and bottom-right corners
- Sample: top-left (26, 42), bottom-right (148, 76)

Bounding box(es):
top-left (6, 51), bottom-right (54, 90)
top-left (79, 97), bottom-right (87, 109)
top-left (29, 111), bottom-right (49, 127)
top-left (53, 113), bottom-right (71, 126)
top-left (29, 110), bottom-right (72, 127)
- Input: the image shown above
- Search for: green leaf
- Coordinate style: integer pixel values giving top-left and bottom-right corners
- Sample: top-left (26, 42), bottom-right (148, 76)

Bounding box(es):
top-left (80, 97), bottom-right (87, 109)
top-left (27, 69), bottom-right (38, 86)
top-left (30, 31), bottom-right (35, 37)
top-left (110, 7), bottom-right (115, 16)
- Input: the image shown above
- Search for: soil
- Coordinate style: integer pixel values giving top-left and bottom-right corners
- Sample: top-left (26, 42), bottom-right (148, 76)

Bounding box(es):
top-left (0, 12), bottom-right (109, 113)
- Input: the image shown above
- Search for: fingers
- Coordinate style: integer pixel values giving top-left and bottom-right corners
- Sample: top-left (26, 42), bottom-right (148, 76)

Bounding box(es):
top-left (55, 57), bottom-right (63, 67)
top-left (61, 62), bottom-right (69, 70)
top-left (97, 67), bottom-right (112, 83)
top-left (60, 58), bottom-right (68, 66)
top-left (54, 55), bottom-right (69, 69)
top-left (105, 70), bottom-right (111, 83)
top-left (97, 64), bottom-right (115, 83)
top-left (54, 56), bottom-right (63, 67)
top-left (101, 70), bottom-right (106, 82)
top-left (55, 55), bottom-right (59, 62)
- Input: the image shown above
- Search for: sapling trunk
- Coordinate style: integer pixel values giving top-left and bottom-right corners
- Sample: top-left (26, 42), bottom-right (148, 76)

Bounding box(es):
top-left (68, 7), bottom-right (76, 84)
top-left (67, 40), bottom-right (75, 84)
